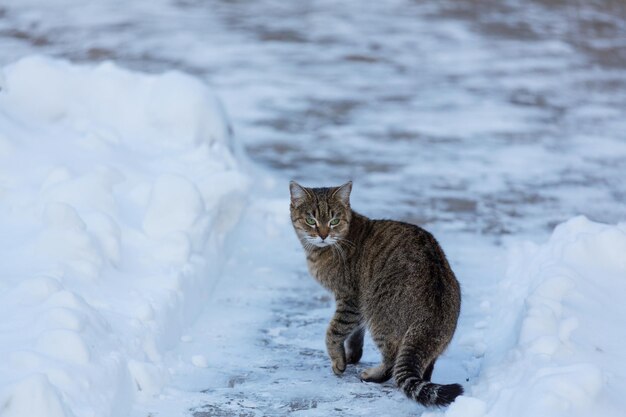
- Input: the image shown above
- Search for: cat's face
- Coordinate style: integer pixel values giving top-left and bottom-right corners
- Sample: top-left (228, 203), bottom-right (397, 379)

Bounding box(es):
top-left (289, 181), bottom-right (352, 249)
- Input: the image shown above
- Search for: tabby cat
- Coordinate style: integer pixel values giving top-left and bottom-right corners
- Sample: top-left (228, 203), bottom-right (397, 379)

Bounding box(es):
top-left (289, 181), bottom-right (463, 407)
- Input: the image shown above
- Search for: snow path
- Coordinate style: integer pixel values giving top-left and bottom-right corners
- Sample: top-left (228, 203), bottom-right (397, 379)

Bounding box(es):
top-left (1, 1), bottom-right (625, 416)
top-left (129, 194), bottom-right (626, 417)
top-left (130, 192), bottom-right (503, 417)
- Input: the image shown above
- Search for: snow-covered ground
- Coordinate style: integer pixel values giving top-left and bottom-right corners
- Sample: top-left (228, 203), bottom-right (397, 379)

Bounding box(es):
top-left (1, 1), bottom-right (626, 416)
top-left (459, 216), bottom-right (626, 417)
top-left (0, 56), bottom-right (249, 417)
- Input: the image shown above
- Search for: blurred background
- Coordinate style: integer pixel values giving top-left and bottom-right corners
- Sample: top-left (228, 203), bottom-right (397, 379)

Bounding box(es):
top-left (1, 0), bottom-right (625, 240)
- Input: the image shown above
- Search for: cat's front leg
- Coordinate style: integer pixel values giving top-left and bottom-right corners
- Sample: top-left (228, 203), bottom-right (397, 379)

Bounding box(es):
top-left (326, 299), bottom-right (362, 375)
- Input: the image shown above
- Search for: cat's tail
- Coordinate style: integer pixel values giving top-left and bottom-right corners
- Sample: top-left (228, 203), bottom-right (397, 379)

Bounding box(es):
top-left (394, 326), bottom-right (463, 407)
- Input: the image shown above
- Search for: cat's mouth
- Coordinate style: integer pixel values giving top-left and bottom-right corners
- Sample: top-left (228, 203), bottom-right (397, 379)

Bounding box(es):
top-left (306, 236), bottom-right (337, 248)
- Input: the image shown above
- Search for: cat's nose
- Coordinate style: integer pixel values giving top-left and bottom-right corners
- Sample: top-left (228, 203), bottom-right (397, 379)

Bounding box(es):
top-left (319, 229), bottom-right (329, 240)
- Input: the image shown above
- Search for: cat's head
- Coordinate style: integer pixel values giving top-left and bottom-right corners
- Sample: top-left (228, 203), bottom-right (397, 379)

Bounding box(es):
top-left (289, 181), bottom-right (352, 249)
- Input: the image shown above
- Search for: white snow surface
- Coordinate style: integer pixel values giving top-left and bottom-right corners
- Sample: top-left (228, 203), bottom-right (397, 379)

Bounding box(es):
top-left (427, 216), bottom-right (626, 417)
top-left (0, 56), bottom-right (249, 417)
top-left (0, 56), bottom-right (625, 417)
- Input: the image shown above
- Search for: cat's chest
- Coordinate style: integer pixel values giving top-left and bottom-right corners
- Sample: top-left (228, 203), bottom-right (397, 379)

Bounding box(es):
top-left (306, 254), bottom-right (346, 291)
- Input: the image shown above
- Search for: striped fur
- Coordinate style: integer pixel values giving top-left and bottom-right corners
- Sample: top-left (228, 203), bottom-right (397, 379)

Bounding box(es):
top-left (290, 181), bottom-right (463, 407)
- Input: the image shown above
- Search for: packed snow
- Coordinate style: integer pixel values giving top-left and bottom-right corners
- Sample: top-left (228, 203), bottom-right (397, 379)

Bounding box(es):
top-left (1, 55), bottom-right (625, 417)
top-left (0, 56), bottom-right (249, 417)
top-left (1, 0), bottom-right (626, 416)
top-left (428, 216), bottom-right (626, 417)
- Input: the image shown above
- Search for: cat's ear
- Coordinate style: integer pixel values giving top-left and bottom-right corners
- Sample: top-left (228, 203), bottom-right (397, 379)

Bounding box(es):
top-left (332, 181), bottom-right (352, 206)
top-left (290, 181), bottom-right (312, 207)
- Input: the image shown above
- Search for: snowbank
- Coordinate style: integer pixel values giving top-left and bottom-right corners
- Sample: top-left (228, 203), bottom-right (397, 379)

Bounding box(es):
top-left (428, 216), bottom-right (626, 417)
top-left (0, 56), bottom-right (249, 417)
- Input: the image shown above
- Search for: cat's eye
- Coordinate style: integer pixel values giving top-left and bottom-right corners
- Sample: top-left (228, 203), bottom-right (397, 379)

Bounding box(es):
top-left (305, 217), bottom-right (316, 226)
top-left (329, 219), bottom-right (340, 226)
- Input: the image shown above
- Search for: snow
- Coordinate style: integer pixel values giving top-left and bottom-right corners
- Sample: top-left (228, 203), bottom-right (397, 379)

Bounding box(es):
top-left (429, 216), bottom-right (626, 417)
top-left (1, 56), bottom-right (625, 417)
top-left (0, 56), bottom-right (249, 417)
top-left (2, 56), bottom-right (231, 152)
top-left (191, 355), bottom-right (209, 369)
top-left (128, 190), bottom-right (624, 417)
top-left (0, 1), bottom-right (625, 416)
top-left (142, 174), bottom-right (205, 238)
top-left (3, 374), bottom-right (75, 417)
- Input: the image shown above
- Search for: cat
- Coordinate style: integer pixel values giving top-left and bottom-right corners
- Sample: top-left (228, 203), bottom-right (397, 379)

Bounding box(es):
top-left (289, 180), bottom-right (463, 407)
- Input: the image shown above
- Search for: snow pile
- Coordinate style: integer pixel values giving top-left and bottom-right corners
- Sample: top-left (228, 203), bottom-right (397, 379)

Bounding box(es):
top-left (0, 56), bottom-right (248, 417)
top-left (430, 216), bottom-right (626, 417)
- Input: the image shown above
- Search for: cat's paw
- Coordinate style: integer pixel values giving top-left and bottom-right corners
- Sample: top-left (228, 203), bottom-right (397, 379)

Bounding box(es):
top-left (359, 365), bottom-right (393, 383)
top-left (345, 345), bottom-right (363, 364)
top-left (331, 358), bottom-right (346, 375)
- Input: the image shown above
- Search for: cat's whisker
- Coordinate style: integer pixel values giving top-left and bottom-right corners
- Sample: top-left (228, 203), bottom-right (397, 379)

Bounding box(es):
top-left (337, 237), bottom-right (355, 248)
top-left (300, 237), bottom-right (317, 253)
top-left (332, 241), bottom-right (348, 270)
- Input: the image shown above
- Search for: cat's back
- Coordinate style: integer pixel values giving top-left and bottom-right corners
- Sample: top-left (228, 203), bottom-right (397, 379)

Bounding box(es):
top-left (352, 215), bottom-right (460, 319)
top-left (352, 215), bottom-right (450, 275)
